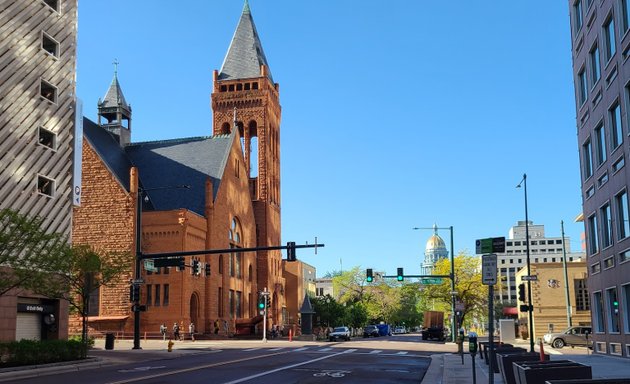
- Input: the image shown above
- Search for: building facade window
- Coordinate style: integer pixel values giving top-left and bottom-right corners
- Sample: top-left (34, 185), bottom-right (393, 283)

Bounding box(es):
top-left (606, 287), bottom-right (620, 333)
top-left (235, 291), bottom-right (242, 318)
top-left (579, 68), bottom-right (589, 105)
top-left (615, 190), bottom-right (630, 240)
top-left (40, 80), bottom-right (57, 103)
top-left (595, 123), bottom-right (607, 165)
top-left (575, 279), bottom-right (590, 311)
top-left (610, 102), bottom-right (623, 149)
top-left (622, 283), bottom-right (630, 333)
top-left (593, 291), bottom-right (605, 332)
top-left (623, 0), bottom-right (630, 33)
top-left (604, 16), bottom-right (616, 62)
top-left (146, 284), bottom-right (152, 306)
top-left (37, 175), bottom-right (55, 197)
top-left (590, 44), bottom-right (601, 85)
top-left (613, 156), bottom-right (625, 173)
top-left (601, 203), bottom-right (613, 248)
top-left (574, 0), bottom-right (584, 33)
top-left (43, 0), bottom-right (59, 12)
top-left (218, 287), bottom-right (224, 317)
top-left (582, 139), bottom-right (593, 179)
top-left (587, 213), bottom-right (599, 254)
top-left (621, 249), bottom-right (630, 263)
top-left (163, 284), bottom-right (169, 306)
top-left (154, 284), bottom-right (161, 307)
top-left (229, 290), bottom-right (235, 318)
top-left (41, 32), bottom-right (59, 57)
top-left (38, 126), bottom-right (57, 150)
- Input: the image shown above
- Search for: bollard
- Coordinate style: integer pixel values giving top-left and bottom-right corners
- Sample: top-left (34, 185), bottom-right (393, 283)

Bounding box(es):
top-left (289, 329), bottom-right (293, 342)
top-left (167, 339), bottom-right (174, 352)
top-left (538, 338), bottom-right (545, 361)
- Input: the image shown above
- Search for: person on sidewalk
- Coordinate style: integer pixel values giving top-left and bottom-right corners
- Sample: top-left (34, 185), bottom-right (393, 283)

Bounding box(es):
top-left (214, 319), bottom-right (220, 335)
top-left (160, 323), bottom-right (167, 341)
top-left (189, 322), bottom-right (195, 341)
top-left (173, 322), bottom-right (180, 341)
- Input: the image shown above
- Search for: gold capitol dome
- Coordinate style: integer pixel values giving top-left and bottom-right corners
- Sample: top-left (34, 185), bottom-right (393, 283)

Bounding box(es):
top-left (425, 224), bottom-right (447, 253)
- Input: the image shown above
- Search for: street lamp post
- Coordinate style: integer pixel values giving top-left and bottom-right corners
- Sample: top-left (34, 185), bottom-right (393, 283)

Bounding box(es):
top-left (133, 184), bottom-right (190, 350)
top-left (517, 173), bottom-right (535, 353)
top-left (413, 225), bottom-right (457, 343)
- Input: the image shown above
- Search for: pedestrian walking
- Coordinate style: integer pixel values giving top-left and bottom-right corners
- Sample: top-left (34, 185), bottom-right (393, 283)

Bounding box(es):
top-left (189, 322), bottom-right (195, 341)
top-left (223, 319), bottom-right (229, 336)
top-left (214, 319), bottom-right (220, 335)
top-left (173, 322), bottom-right (180, 341)
top-left (160, 323), bottom-right (167, 341)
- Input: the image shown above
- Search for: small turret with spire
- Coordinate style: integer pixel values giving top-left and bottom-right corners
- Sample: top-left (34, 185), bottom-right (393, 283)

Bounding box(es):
top-left (98, 59), bottom-right (132, 146)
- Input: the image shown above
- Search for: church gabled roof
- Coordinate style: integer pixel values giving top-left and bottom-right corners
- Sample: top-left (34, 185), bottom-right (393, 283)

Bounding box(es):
top-left (99, 73), bottom-right (130, 110)
top-left (218, 0), bottom-right (273, 82)
top-left (83, 117), bottom-right (234, 217)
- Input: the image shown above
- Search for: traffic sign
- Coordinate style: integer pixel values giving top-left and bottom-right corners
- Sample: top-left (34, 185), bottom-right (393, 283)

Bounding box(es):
top-left (144, 259), bottom-right (157, 272)
top-left (522, 275), bottom-right (538, 281)
top-left (420, 278), bottom-right (443, 285)
top-left (475, 237), bottom-right (506, 254)
top-left (481, 254), bottom-right (497, 285)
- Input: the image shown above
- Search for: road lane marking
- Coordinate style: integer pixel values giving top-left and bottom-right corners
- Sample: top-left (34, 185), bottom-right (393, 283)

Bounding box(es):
top-left (244, 348), bottom-right (260, 351)
top-left (318, 347), bottom-right (332, 352)
top-left (396, 351), bottom-right (408, 355)
top-left (221, 349), bottom-right (353, 384)
top-left (106, 350), bottom-right (292, 384)
top-left (268, 347), bottom-right (284, 351)
top-left (369, 350), bottom-right (382, 354)
top-left (293, 347), bottom-right (308, 351)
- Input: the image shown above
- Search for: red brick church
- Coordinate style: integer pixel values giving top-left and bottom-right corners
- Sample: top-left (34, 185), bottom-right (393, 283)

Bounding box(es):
top-left (71, 1), bottom-right (284, 337)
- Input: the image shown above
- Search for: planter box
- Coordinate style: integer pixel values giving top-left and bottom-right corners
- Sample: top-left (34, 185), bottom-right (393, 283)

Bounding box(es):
top-left (513, 360), bottom-right (591, 384)
top-left (497, 352), bottom-right (548, 384)
top-left (486, 347), bottom-right (527, 372)
top-left (545, 379), bottom-right (630, 384)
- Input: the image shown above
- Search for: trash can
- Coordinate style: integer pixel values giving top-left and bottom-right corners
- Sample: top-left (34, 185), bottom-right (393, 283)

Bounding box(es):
top-left (105, 333), bottom-right (115, 350)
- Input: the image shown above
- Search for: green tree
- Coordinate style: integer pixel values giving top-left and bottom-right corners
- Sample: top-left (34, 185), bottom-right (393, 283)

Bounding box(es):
top-left (311, 294), bottom-right (346, 327)
top-left (0, 209), bottom-right (68, 296)
top-left (421, 253), bottom-right (488, 329)
top-left (33, 244), bottom-right (131, 354)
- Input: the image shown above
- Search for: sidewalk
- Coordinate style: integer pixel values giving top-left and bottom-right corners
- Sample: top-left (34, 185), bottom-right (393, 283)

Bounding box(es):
top-left (427, 340), bottom-right (630, 384)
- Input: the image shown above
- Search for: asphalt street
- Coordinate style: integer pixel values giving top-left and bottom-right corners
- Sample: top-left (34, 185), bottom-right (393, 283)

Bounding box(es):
top-left (6, 334), bottom-right (443, 384)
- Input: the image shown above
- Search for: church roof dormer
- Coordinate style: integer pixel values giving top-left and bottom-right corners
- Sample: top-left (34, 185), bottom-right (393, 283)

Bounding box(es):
top-left (218, 0), bottom-right (273, 83)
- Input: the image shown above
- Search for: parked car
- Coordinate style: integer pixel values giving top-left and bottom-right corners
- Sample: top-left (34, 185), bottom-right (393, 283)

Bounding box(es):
top-left (363, 325), bottom-right (379, 338)
top-left (329, 326), bottom-right (351, 341)
top-left (393, 326), bottom-right (406, 334)
top-left (542, 326), bottom-right (592, 348)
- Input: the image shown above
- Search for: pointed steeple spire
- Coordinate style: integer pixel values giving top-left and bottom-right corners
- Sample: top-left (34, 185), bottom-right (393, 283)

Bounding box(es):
top-left (100, 60), bottom-right (129, 110)
top-left (98, 60), bottom-right (132, 146)
top-left (218, 0), bottom-right (273, 82)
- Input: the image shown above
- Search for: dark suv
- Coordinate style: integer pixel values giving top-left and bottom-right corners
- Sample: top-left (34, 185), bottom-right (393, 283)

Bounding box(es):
top-left (363, 325), bottom-right (379, 338)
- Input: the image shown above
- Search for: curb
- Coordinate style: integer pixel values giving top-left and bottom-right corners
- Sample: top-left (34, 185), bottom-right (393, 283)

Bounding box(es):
top-left (421, 354), bottom-right (444, 384)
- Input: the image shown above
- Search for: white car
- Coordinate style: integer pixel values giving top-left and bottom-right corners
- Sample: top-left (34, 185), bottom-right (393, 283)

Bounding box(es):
top-left (393, 326), bottom-right (406, 334)
top-left (329, 326), bottom-right (351, 341)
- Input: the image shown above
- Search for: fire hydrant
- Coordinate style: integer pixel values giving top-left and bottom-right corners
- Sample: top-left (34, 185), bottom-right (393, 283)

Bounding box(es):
top-left (167, 339), bottom-right (174, 352)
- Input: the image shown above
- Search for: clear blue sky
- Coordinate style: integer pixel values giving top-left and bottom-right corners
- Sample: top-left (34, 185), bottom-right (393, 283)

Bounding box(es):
top-left (77, 1), bottom-right (581, 278)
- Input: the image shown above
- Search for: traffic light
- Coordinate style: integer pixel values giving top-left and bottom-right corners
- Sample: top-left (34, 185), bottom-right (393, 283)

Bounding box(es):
top-left (177, 256), bottom-right (185, 271)
top-left (258, 294), bottom-right (266, 312)
top-left (192, 259), bottom-right (200, 275)
top-left (397, 267), bottom-right (404, 281)
top-left (366, 268), bottom-right (374, 282)
top-left (204, 263), bottom-right (211, 277)
top-left (613, 300), bottom-right (619, 314)
top-left (518, 283), bottom-right (526, 302)
top-left (287, 241), bottom-right (296, 261)
top-left (129, 284), bottom-right (140, 302)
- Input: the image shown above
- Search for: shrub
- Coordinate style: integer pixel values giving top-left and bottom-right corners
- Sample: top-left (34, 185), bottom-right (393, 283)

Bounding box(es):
top-left (0, 339), bottom-right (87, 367)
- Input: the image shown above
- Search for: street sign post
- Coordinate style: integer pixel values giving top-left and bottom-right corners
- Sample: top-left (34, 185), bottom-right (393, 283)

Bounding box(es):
top-left (522, 275), bottom-right (538, 281)
top-left (420, 277), bottom-right (443, 285)
top-left (481, 254), bottom-right (498, 285)
top-left (143, 259), bottom-right (157, 273)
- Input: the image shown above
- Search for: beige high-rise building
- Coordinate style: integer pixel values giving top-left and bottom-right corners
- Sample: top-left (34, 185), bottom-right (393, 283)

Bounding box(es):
top-left (0, 0), bottom-right (78, 341)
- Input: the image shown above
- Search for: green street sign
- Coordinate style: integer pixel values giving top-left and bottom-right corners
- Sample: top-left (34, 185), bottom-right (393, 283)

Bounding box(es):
top-left (420, 278), bottom-right (442, 285)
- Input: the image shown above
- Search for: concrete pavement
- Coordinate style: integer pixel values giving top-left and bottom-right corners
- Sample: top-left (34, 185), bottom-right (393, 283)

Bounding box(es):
top-left (427, 339), bottom-right (630, 384)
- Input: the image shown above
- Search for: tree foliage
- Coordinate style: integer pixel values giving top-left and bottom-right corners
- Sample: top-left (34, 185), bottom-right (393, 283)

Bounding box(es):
top-left (33, 244), bottom-right (131, 349)
top-left (421, 253), bottom-right (488, 328)
top-left (0, 209), bottom-right (68, 296)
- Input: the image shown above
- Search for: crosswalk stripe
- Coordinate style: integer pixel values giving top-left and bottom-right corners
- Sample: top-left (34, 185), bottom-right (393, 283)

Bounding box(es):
top-left (369, 350), bottom-right (382, 354)
top-left (293, 347), bottom-right (308, 351)
top-left (268, 347), bottom-right (284, 351)
top-left (395, 351), bottom-right (408, 355)
top-left (244, 348), bottom-right (259, 352)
